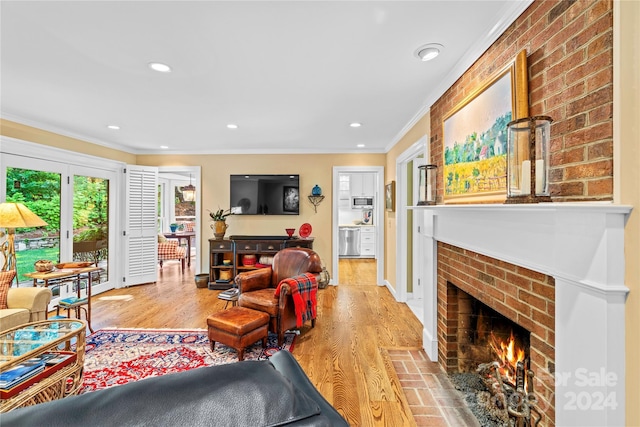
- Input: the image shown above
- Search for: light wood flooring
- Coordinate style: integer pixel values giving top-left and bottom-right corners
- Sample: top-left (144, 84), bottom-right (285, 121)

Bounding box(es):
top-left (78, 259), bottom-right (466, 426)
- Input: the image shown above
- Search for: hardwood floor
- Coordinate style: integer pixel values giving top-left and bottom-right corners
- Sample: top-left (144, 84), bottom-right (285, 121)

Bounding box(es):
top-left (84, 259), bottom-right (423, 426)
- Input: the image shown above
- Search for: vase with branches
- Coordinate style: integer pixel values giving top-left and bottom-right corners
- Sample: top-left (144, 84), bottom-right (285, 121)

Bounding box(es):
top-left (208, 208), bottom-right (233, 240)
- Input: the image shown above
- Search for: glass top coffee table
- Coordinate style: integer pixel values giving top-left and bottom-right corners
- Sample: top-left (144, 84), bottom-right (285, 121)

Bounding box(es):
top-left (0, 319), bottom-right (86, 412)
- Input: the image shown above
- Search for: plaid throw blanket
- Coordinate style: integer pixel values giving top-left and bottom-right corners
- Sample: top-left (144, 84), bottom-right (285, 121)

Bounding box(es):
top-left (274, 273), bottom-right (317, 328)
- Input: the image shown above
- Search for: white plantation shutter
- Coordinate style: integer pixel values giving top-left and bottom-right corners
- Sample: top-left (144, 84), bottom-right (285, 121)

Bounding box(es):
top-left (124, 165), bottom-right (158, 286)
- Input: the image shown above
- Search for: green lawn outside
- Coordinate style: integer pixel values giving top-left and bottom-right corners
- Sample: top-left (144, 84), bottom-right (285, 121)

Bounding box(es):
top-left (16, 248), bottom-right (59, 283)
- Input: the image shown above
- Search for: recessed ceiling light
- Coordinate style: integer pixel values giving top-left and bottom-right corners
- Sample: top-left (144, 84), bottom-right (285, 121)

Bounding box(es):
top-left (350, 123), bottom-right (362, 128)
top-left (227, 124), bottom-right (238, 129)
top-left (414, 43), bottom-right (443, 62)
top-left (148, 62), bottom-right (172, 73)
top-left (160, 145), bottom-right (169, 149)
top-left (107, 125), bottom-right (120, 130)
top-left (357, 144), bottom-right (366, 148)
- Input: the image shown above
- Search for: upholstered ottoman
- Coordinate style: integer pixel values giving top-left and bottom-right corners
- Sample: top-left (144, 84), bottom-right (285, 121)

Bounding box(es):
top-left (207, 306), bottom-right (270, 361)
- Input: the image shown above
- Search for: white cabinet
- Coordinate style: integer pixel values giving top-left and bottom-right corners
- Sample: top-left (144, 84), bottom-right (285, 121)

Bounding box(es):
top-left (360, 226), bottom-right (375, 258)
top-left (339, 174), bottom-right (351, 200)
top-left (350, 173), bottom-right (375, 197)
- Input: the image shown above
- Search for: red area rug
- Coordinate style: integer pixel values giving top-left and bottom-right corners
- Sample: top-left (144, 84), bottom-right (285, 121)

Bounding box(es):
top-left (80, 328), bottom-right (296, 393)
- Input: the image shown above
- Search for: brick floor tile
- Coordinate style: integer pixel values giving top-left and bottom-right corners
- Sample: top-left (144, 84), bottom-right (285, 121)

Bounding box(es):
top-left (400, 379), bottom-right (431, 388)
top-left (416, 388), bottom-right (439, 407)
top-left (397, 372), bottom-right (424, 381)
top-left (404, 388), bottom-right (422, 406)
top-left (412, 415), bottom-right (449, 426)
top-left (392, 360), bottom-right (407, 373)
top-left (404, 361), bottom-right (420, 374)
top-left (440, 406), bottom-right (482, 427)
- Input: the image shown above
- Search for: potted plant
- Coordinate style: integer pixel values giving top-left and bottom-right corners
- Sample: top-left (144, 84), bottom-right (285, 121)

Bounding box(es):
top-left (209, 208), bottom-right (233, 240)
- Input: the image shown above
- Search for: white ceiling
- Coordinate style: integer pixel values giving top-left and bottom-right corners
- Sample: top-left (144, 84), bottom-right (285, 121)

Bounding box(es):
top-left (1, 1), bottom-right (531, 155)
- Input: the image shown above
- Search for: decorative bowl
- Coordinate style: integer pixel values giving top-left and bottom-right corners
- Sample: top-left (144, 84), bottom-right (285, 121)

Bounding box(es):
top-left (34, 260), bottom-right (54, 272)
top-left (285, 228), bottom-right (295, 237)
top-left (55, 261), bottom-right (93, 269)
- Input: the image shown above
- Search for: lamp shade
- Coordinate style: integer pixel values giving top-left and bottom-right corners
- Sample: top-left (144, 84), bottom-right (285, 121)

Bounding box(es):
top-left (0, 203), bottom-right (48, 228)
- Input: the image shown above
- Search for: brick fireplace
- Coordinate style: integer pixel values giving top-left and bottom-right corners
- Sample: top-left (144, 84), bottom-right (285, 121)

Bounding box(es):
top-left (413, 203), bottom-right (630, 426)
top-left (438, 243), bottom-right (555, 425)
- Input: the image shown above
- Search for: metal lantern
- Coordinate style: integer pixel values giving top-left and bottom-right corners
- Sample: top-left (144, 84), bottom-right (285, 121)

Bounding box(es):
top-left (182, 174), bottom-right (196, 202)
top-left (417, 164), bottom-right (437, 205)
top-left (505, 116), bottom-right (552, 204)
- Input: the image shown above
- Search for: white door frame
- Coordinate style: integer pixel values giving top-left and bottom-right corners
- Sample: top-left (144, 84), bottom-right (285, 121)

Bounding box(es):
top-left (157, 166), bottom-right (202, 275)
top-left (395, 137), bottom-right (428, 302)
top-left (411, 156), bottom-right (427, 301)
top-left (332, 166), bottom-right (384, 286)
top-left (0, 136), bottom-right (124, 296)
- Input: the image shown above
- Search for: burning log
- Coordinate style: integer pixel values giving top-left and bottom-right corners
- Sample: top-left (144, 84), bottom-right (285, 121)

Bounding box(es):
top-left (477, 361), bottom-right (507, 410)
top-left (477, 332), bottom-right (541, 427)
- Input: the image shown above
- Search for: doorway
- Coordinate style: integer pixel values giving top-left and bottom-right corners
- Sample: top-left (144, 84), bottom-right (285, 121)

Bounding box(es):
top-left (157, 167), bottom-right (201, 274)
top-left (396, 137), bottom-right (428, 323)
top-left (331, 166), bottom-right (384, 286)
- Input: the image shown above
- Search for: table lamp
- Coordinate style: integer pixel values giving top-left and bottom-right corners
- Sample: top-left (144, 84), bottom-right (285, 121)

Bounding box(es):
top-left (0, 202), bottom-right (48, 273)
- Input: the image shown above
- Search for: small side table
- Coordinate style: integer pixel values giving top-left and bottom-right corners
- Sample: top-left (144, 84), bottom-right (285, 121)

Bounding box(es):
top-left (55, 296), bottom-right (89, 325)
top-left (218, 288), bottom-right (239, 309)
top-left (24, 267), bottom-right (101, 333)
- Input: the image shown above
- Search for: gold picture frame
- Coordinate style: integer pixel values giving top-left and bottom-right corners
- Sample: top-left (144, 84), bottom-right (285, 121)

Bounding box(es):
top-left (385, 181), bottom-right (395, 212)
top-left (443, 49), bottom-right (529, 204)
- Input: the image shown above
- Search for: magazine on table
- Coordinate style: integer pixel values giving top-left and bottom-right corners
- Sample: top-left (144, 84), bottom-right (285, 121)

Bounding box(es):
top-left (218, 288), bottom-right (239, 300)
top-left (0, 362), bottom-right (45, 390)
top-left (26, 353), bottom-right (58, 364)
top-left (58, 296), bottom-right (88, 306)
top-left (26, 352), bottom-right (74, 366)
top-left (43, 353), bottom-right (74, 366)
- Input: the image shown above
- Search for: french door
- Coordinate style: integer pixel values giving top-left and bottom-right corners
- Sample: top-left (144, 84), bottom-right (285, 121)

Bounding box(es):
top-left (2, 154), bottom-right (117, 300)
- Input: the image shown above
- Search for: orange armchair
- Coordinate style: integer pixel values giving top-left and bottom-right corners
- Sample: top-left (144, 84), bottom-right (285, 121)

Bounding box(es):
top-left (236, 247), bottom-right (322, 345)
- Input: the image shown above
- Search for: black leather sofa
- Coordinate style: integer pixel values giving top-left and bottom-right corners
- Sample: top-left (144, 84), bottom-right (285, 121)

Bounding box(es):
top-left (2, 351), bottom-right (348, 426)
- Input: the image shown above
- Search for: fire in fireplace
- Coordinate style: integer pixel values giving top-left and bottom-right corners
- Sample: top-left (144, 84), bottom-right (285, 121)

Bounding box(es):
top-left (452, 286), bottom-right (541, 426)
top-left (489, 330), bottom-right (526, 388)
top-left (455, 288), bottom-right (530, 373)
top-left (477, 345), bottom-right (540, 427)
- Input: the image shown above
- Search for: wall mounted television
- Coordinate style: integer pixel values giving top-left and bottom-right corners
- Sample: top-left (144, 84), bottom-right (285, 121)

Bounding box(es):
top-left (230, 174), bottom-right (300, 215)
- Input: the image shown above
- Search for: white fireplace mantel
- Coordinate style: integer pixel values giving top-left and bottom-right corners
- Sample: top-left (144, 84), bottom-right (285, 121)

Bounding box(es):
top-left (412, 202), bottom-right (632, 427)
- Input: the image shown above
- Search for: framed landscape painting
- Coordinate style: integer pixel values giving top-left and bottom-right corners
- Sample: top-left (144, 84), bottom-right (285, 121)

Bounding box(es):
top-left (443, 50), bottom-right (528, 204)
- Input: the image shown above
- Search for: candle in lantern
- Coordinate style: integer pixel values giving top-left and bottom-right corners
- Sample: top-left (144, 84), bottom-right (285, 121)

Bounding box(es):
top-left (535, 159), bottom-right (545, 194)
top-left (521, 160), bottom-right (531, 195)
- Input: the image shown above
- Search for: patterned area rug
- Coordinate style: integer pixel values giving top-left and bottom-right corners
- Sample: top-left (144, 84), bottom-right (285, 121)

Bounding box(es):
top-left (80, 328), bottom-right (296, 393)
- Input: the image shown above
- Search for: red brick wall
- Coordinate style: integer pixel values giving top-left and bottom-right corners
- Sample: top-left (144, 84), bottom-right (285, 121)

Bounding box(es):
top-left (437, 242), bottom-right (556, 426)
top-left (430, 0), bottom-right (613, 202)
